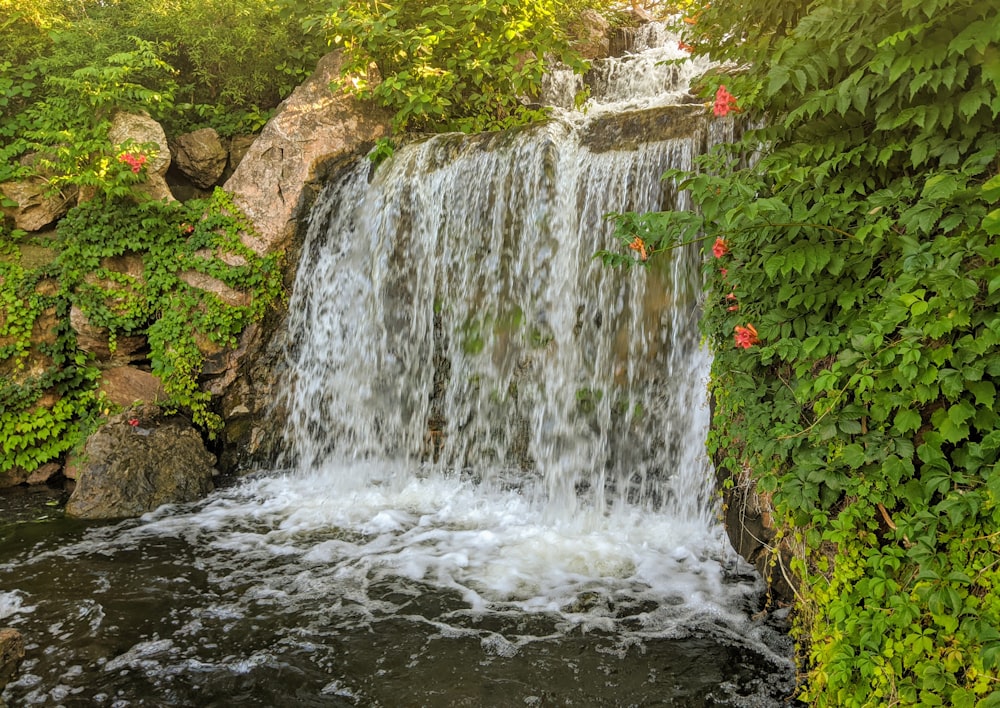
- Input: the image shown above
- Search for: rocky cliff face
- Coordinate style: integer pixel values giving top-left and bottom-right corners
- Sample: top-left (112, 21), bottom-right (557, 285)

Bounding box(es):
top-left (0, 51), bottom-right (392, 495)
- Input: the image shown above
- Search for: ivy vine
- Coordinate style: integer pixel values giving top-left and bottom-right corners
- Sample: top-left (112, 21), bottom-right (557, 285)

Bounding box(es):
top-left (1, 188), bottom-right (283, 479)
top-left (604, 0), bottom-right (1000, 705)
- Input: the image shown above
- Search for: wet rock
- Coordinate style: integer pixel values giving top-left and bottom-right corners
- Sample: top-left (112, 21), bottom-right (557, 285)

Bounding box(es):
top-left (26, 462), bottom-right (61, 485)
top-left (217, 308), bottom-right (290, 473)
top-left (0, 180), bottom-right (75, 232)
top-left (718, 464), bottom-right (797, 607)
top-left (107, 112), bottom-right (174, 202)
top-left (581, 104), bottom-right (706, 153)
top-left (65, 406), bottom-right (215, 519)
top-left (0, 628), bottom-right (24, 695)
top-left (608, 26), bottom-right (639, 57)
top-left (172, 128), bottom-right (228, 188)
top-left (224, 51), bottom-right (391, 255)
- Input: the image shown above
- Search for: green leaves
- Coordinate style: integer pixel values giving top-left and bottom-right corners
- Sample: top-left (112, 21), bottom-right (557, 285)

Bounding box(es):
top-left (0, 188), bottom-right (283, 474)
top-left (318, 0), bottom-right (588, 133)
top-left (621, 1), bottom-right (1000, 705)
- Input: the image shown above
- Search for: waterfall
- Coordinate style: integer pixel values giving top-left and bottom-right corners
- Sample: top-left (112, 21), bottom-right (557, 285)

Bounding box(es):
top-left (266, 20), bottom-right (751, 613)
top-left (0, 24), bottom-right (798, 708)
top-left (283, 118), bottom-right (722, 527)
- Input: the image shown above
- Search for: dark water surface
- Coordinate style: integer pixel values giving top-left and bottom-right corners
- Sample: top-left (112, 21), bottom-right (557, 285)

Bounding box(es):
top-left (1, 479), bottom-right (798, 708)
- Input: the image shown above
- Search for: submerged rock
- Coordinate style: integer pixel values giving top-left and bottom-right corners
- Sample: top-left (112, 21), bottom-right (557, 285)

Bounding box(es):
top-left (0, 628), bottom-right (24, 698)
top-left (65, 406), bottom-right (215, 519)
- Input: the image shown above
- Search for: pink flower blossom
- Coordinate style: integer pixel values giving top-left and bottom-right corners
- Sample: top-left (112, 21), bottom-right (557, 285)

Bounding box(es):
top-left (118, 152), bottom-right (148, 174)
top-left (734, 324), bottom-right (759, 349)
top-left (713, 85), bottom-right (739, 117)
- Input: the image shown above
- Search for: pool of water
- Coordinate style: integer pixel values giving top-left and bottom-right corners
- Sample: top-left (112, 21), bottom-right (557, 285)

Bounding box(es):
top-left (1, 473), bottom-right (798, 707)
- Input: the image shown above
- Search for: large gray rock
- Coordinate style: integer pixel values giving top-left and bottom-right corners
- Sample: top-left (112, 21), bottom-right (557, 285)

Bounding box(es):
top-left (172, 128), bottom-right (228, 188)
top-left (224, 51), bottom-right (391, 255)
top-left (65, 406), bottom-right (215, 519)
top-left (0, 628), bottom-right (24, 696)
top-left (108, 112), bottom-right (174, 202)
top-left (0, 180), bottom-right (75, 232)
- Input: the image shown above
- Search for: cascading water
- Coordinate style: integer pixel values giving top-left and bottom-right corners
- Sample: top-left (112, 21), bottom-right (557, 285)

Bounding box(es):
top-left (1, 25), bottom-right (797, 707)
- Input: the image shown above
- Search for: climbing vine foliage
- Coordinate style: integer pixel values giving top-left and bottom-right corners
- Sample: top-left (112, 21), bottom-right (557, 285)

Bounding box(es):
top-left (1, 189), bottom-right (283, 479)
top-left (606, 1), bottom-right (1000, 705)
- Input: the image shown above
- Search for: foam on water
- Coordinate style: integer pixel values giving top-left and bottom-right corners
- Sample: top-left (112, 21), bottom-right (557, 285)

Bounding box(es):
top-left (0, 591), bottom-right (33, 621)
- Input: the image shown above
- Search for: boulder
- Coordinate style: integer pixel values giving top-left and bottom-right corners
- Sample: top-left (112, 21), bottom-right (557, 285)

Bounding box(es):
top-left (570, 9), bottom-right (611, 61)
top-left (224, 51), bottom-right (391, 255)
top-left (0, 180), bottom-right (75, 232)
top-left (97, 366), bottom-right (167, 408)
top-left (718, 464), bottom-right (796, 607)
top-left (108, 112), bottom-right (174, 202)
top-left (172, 128), bottom-right (228, 188)
top-left (65, 405), bottom-right (216, 519)
top-left (26, 461), bottom-right (61, 485)
top-left (177, 270), bottom-right (250, 308)
top-left (69, 305), bottom-right (147, 365)
top-left (227, 134), bottom-right (256, 173)
top-left (0, 628), bottom-right (24, 695)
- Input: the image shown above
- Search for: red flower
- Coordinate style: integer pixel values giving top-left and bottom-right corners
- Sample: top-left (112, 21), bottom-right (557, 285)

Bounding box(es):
top-left (678, 41), bottom-right (695, 53)
top-left (713, 85), bottom-right (740, 117)
top-left (734, 324), bottom-right (759, 349)
top-left (628, 236), bottom-right (648, 261)
top-left (128, 418), bottom-right (140, 427)
top-left (117, 152), bottom-right (148, 174)
top-left (720, 268), bottom-right (728, 277)
top-left (712, 237), bottom-right (729, 258)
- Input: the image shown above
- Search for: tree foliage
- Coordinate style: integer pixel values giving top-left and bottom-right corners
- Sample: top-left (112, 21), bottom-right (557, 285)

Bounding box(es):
top-left (606, 0), bottom-right (1000, 705)
top-left (0, 0), bottom-right (328, 141)
top-left (313, 0), bottom-right (590, 132)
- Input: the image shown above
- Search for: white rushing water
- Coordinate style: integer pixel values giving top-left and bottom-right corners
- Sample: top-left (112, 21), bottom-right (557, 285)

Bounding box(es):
top-left (271, 23), bottom-right (743, 618)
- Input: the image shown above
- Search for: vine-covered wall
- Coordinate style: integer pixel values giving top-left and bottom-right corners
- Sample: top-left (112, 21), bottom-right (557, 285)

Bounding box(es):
top-left (1, 187), bottom-right (283, 483)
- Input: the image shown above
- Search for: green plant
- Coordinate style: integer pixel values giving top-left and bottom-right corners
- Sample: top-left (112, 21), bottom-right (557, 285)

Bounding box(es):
top-left (368, 137), bottom-right (396, 168)
top-left (55, 188), bottom-right (284, 432)
top-left (0, 223), bottom-right (101, 477)
top-left (0, 36), bottom-right (176, 193)
top-left (1, 185), bottom-right (282, 478)
top-left (313, 0), bottom-right (589, 132)
top-left (604, 1), bottom-right (1000, 705)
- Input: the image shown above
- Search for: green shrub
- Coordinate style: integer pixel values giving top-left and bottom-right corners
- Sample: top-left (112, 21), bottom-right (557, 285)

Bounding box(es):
top-left (313, 0), bottom-right (590, 132)
top-left (604, 1), bottom-right (1000, 705)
